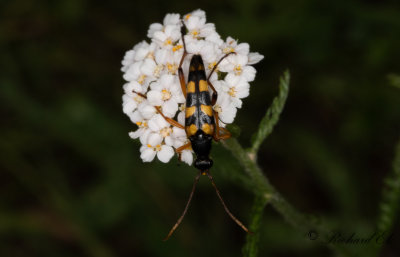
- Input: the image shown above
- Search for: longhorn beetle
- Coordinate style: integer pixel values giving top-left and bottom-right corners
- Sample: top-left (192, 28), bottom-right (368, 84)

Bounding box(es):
top-left (135, 23), bottom-right (251, 240)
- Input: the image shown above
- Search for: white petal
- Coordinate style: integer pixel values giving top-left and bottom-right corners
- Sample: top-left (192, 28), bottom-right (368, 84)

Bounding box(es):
top-left (180, 150), bottom-right (193, 165)
top-left (225, 73), bottom-right (241, 87)
top-left (128, 110), bottom-right (143, 123)
top-left (123, 61), bottom-right (142, 81)
top-left (147, 23), bottom-right (163, 38)
top-left (163, 13), bottom-right (180, 26)
top-left (139, 103), bottom-right (156, 119)
top-left (129, 129), bottom-right (142, 139)
top-left (177, 111), bottom-right (185, 125)
top-left (248, 52), bottom-right (264, 65)
top-left (160, 74), bottom-right (175, 88)
top-left (153, 31), bottom-right (167, 45)
top-left (162, 98), bottom-right (178, 117)
top-left (141, 58), bottom-right (156, 76)
top-left (231, 97), bottom-right (243, 108)
top-left (164, 136), bottom-right (174, 146)
top-left (220, 105), bottom-right (237, 124)
top-left (148, 115), bottom-right (162, 131)
top-left (241, 66), bottom-right (256, 82)
top-left (122, 95), bottom-right (137, 114)
top-left (173, 126), bottom-right (186, 138)
top-left (148, 133), bottom-right (163, 146)
top-left (157, 145), bottom-right (174, 163)
top-left (155, 113), bottom-right (169, 128)
top-left (140, 147), bottom-right (156, 162)
top-left (139, 129), bottom-right (151, 145)
top-left (236, 85), bottom-right (250, 99)
top-left (147, 90), bottom-right (163, 106)
top-left (235, 43), bottom-right (250, 55)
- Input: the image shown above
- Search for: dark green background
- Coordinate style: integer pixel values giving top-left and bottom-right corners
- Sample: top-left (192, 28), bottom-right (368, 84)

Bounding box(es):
top-left (1, 0), bottom-right (399, 256)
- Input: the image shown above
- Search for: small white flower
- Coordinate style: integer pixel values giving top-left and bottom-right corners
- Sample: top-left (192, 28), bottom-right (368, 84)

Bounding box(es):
top-left (128, 112), bottom-right (152, 145)
top-left (211, 86), bottom-right (237, 124)
top-left (147, 13), bottom-right (181, 39)
top-left (223, 54), bottom-right (257, 82)
top-left (148, 114), bottom-right (174, 146)
top-left (140, 133), bottom-right (174, 163)
top-left (221, 37), bottom-right (249, 56)
top-left (184, 10), bottom-right (215, 39)
top-left (222, 73), bottom-right (250, 108)
top-left (155, 48), bottom-right (183, 75)
top-left (152, 25), bottom-right (181, 48)
top-left (147, 74), bottom-right (185, 117)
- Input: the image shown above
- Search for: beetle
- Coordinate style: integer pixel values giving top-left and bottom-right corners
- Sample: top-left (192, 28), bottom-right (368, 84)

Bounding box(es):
top-left (155, 24), bottom-right (251, 240)
top-left (135, 24), bottom-right (251, 240)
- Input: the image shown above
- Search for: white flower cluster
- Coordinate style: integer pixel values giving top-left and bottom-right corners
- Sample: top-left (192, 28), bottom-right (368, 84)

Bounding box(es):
top-left (121, 9), bottom-right (264, 165)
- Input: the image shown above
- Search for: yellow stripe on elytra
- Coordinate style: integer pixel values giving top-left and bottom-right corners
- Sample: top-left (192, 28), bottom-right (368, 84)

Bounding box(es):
top-left (199, 80), bottom-right (208, 92)
top-left (200, 104), bottom-right (213, 117)
top-left (201, 123), bottom-right (214, 135)
top-left (186, 124), bottom-right (198, 136)
top-left (185, 106), bottom-right (196, 118)
top-left (187, 81), bottom-right (195, 93)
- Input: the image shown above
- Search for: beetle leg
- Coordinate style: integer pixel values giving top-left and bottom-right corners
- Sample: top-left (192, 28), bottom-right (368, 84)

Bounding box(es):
top-left (207, 52), bottom-right (236, 106)
top-left (131, 90), bottom-right (147, 99)
top-left (178, 23), bottom-right (188, 99)
top-left (213, 111), bottom-right (231, 141)
top-left (175, 142), bottom-right (192, 161)
top-left (132, 87), bottom-right (184, 130)
top-left (176, 142), bottom-right (192, 153)
top-left (155, 106), bottom-right (185, 129)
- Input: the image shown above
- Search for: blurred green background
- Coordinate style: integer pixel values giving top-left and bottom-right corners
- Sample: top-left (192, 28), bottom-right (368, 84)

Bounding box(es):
top-left (1, 0), bottom-right (400, 256)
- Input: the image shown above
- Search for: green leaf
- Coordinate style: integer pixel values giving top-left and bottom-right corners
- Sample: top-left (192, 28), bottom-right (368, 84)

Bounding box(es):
top-left (250, 70), bottom-right (290, 154)
top-left (377, 138), bottom-right (400, 232)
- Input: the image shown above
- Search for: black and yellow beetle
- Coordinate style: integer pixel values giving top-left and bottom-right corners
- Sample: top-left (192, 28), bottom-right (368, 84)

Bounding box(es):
top-left (160, 24), bottom-right (251, 240)
top-left (138, 24), bottom-right (251, 240)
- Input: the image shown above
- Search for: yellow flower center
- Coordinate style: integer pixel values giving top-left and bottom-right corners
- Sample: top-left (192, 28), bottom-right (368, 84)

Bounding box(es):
top-left (223, 47), bottom-right (235, 54)
top-left (147, 144), bottom-right (162, 151)
top-left (173, 45), bottom-right (183, 52)
top-left (136, 121), bottom-right (148, 128)
top-left (138, 74), bottom-right (146, 84)
top-left (160, 127), bottom-right (172, 138)
top-left (161, 89), bottom-right (172, 100)
top-left (191, 30), bottom-right (200, 38)
top-left (208, 62), bottom-right (217, 71)
top-left (164, 37), bottom-right (173, 45)
top-left (228, 87), bottom-right (237, 97)
top-left (133, 94), bottom-right (144, 103)
top-left (146, 52), bottom-right (155, 60)
top-left (185, 14), bottom-right (191, 20)
top-left (167, 63), bottom-right (178, 74)
top-left (234, 65), bottom-right (242, 75)
top-left (153, 64), bottom-right (164, 77)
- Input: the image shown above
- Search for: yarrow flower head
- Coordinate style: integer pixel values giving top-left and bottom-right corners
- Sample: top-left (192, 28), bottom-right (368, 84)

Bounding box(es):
top-left (122, 9), bottom-right (263, 165)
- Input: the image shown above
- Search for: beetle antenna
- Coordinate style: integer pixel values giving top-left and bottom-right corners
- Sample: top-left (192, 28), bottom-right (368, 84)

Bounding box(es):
top-left (206, 172), bottom-right (252, 234)
top-left (163, 172), bottom-right (201, 241)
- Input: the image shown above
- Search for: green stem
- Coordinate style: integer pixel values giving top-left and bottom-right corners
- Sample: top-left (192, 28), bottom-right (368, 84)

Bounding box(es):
top-left (242, 195), bottom-right (269, 257)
